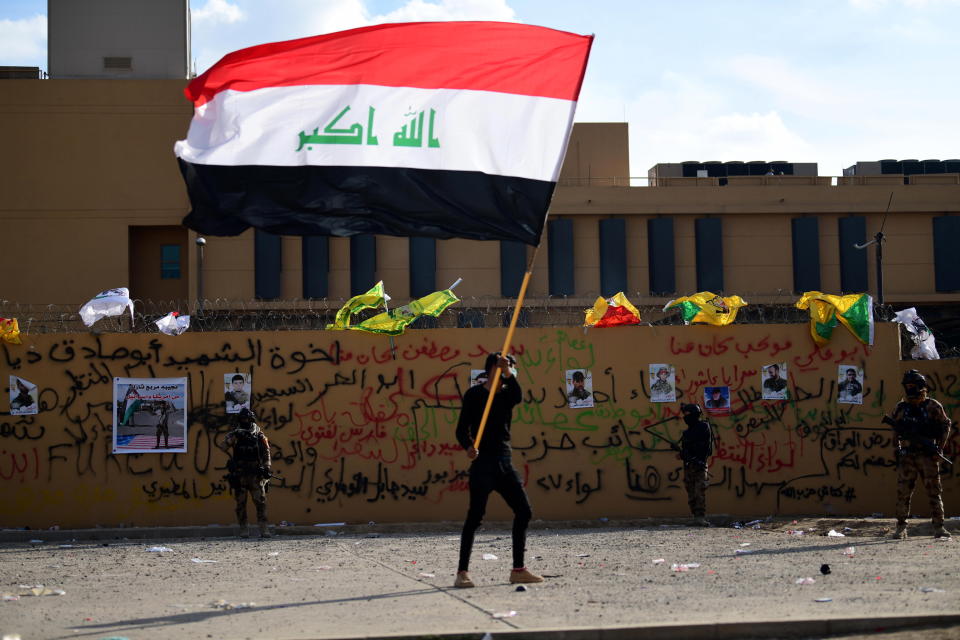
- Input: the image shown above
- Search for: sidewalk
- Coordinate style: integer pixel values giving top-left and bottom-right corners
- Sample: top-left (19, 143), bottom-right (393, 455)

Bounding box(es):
top-left (1, 517), bottom-right (958, 640)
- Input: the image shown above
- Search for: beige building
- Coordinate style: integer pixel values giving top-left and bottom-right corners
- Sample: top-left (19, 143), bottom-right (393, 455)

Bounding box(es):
top-left (1, 79), bottom-right (960, 318)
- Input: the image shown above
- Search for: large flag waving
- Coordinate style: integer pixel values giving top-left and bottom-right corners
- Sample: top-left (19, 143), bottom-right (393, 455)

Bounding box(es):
top-left (663, 292), bottom-right (747, 326)
top-left (174, 22), bottom-right (593, 245)
top-left (795, 292), bottom-right (874, 347)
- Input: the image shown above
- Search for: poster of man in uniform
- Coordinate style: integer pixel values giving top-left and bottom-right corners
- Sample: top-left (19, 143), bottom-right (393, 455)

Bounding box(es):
top-left (9, 376), bottom-right (38, 415)
top-left (704, 386), bottom-right (731, 416)
top-left (761, 363), bottom-right (789, 400)
top-left (470, 369), bottom-right (488, 387)
top-left (566, 369), bottom-right (594, 408)
top-left (837, 365), bottom-right (864, 405)
top-left (224, 373), bottom-right (252, 413)
top-left (113, 378), bottom-right (188, 453)
top-left (649, 364), bottom-right (676, 403)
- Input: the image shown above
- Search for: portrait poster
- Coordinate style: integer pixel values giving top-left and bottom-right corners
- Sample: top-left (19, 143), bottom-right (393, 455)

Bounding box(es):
top-left (9, 376), bottom-right (39, 416)
top-left (649, 364), bottom-right (676, 403)
top-left (566, 369), bottom-right (594, 409)
top-left (113, 378), bottom-right (188, 453)
top-left (704, 385), bottom-right (731, 416)
top-left (837, 365), bottom-right (864, 405)
top-left (470, 369), bottom-right (488, 387)
top-left (761, 363), bottom-right (789, 400)
top-left (224, 372), bottom-right (252, 413)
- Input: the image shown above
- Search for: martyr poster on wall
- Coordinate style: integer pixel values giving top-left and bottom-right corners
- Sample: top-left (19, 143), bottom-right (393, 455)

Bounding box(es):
top-left (224, 372), bottom-right (252, 413)
top-left (113, 377), bottom-right (188, 453)
top-left (761, 363), bottom-right (789, 400)
top-left (9, 375), bottom-right (39, 415)
top-left (566, 369), bottom-right (594, 408)
top-left (837, 365), bottom-right (864, 405)
top-left (649, 364), bottom-right (676, 403)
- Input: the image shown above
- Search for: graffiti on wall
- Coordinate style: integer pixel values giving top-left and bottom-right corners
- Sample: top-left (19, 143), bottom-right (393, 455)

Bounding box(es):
top-left (0, 324), bottom-right (957, 527)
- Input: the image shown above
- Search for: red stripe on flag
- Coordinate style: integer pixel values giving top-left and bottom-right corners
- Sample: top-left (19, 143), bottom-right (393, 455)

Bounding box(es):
top-left (186, 22), bottom-right (593, 106)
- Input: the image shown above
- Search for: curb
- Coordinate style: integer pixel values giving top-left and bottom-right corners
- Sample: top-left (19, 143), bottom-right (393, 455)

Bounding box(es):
top-left (322, 614), bottom-right (960, 640)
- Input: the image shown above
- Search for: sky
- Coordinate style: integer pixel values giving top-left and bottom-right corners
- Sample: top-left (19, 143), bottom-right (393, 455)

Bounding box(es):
top-left (2, 0), bottom-right (959, 177)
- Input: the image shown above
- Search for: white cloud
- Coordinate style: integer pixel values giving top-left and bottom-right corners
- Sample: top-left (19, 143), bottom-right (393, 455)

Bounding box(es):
top-left (0, 14), bottom-right (47, 66)
top-left (374, 0), bottom-right (517, 22)
top-left (193, 0), bottom-right (245, 25)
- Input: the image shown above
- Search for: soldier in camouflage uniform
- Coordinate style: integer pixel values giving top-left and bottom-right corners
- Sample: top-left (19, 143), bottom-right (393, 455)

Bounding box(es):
top-left (674, 403), bottom-right (713, 527)
top-left (886, 370), bottom-right (952, 539)
top-left (218, 408), bottom-right (273, 538)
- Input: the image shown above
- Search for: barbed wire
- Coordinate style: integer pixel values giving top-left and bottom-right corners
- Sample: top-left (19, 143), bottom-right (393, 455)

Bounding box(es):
top-left (4, 297), bottom-right (958, 358)
top-left (0, 296), bottom-right (904, 334)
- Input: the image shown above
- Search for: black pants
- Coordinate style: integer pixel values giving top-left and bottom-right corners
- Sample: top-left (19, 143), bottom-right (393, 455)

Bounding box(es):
top-left (458, 457), bottom-right (532, 571)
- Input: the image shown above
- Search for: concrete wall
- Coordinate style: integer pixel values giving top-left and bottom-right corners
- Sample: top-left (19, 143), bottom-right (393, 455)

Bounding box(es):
top-left (48, 0), bottom-right (189, 79)
top-left (2, 323), bottom-right (957, 529)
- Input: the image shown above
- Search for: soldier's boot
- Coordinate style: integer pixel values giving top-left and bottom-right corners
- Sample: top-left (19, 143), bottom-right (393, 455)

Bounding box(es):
top-left (238, 524), bottom-right (250, 538)
top-left (258, 521), bottom-right (272, 538)
top-left (892, 521), bottom-right (907, 540)
top-left (933, 524), bottom-right (950, 539)
top-left (692, 516), bottom-right (710, 527)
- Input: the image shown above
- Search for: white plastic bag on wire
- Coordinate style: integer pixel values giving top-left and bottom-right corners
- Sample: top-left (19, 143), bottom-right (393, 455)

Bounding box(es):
top-left (78, 288), bottom-right (135, 327)
top-left (893, 307), bottom-right (939, 360)
top-left (155, 312), bottom-right (190, 336)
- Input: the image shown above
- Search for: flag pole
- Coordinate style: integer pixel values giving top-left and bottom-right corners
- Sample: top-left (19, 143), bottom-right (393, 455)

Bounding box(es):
top-left (472, 245), bottom-right (539, 450)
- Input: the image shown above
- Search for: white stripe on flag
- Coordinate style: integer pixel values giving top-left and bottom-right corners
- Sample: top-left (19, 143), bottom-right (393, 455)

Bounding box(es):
top-left (175, 84), bottom-right (576, 182)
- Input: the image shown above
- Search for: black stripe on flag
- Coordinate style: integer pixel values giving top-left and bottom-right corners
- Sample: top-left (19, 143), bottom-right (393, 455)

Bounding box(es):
top-left (178, 160), bottom-right (554, 245)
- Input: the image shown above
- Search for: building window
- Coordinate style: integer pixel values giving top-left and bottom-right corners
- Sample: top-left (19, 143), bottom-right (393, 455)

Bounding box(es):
top-left (791, 217), bottom-right (820, 293)
top-left (160, 244), bottom-right (181, 279)
top-left (933, 216), bottom-right (960, 292)
top-left (695, 218), bottom-right (723, 292)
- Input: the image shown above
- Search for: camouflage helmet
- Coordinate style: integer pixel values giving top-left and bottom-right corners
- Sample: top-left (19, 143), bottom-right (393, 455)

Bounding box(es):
top-left (901, 369), bottom-right (927, 389)
top-left (235, 407), bottom-right (257, 427)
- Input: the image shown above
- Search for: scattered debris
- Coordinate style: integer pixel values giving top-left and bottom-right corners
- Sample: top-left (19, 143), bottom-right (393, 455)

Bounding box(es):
top-left (492, 610), bottom-right (517, 619)
top-left (482, 553), bottom-right (498, 560)
top-left (314, 522), bottom-right (346, 527)
top-left (210, 599), bottom-right (255, 610)
top-left (920, 587), bottom-right (945, 593)
top-left (820, 564), bottom-right (831, 575)
top-left (191, 558), bottom-right (218, 564)
top-left (842, 547), bottom-right (856, 557)
top-left (146, 546), bottom-right (173, 553)
top-left (827, 530), bottom-right (845, 537)
top-left (814, 597), bottom-right (832, 603)
top-left (418, 572), bottom-right (435, 578)
top-left (795, 577), bottom-right (816, 585)
top-left (267, 552), bottom-right (279, 557)
top-left (16, 585), bottom-right (65, 597)
top-left (515, 585), bottom-right (528, 592)
top-left (739, 543), bottom-right (751, 547)
top-left (734, 549), bottom-right (755, 554)
top-left (576, 554), bottom-right (590, 558)
top-left (652, 558), bottom-right (665, 564)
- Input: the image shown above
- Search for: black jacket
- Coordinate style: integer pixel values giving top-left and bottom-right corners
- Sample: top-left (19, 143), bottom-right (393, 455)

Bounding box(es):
top-left (680, 419), bottom-right (713, 467)
top-left (456, 376), bottom-right (522, 458)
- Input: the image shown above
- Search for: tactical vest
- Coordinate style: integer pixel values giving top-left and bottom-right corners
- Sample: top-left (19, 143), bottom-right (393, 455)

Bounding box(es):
top-left (232, 429), bottom-right (262, 466)
top-left (898, 401), bottom-right (943, 441)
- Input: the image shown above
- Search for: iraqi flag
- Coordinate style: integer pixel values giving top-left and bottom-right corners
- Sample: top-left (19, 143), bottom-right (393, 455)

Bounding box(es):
top-left (174, 22), bottom-right (593, 245)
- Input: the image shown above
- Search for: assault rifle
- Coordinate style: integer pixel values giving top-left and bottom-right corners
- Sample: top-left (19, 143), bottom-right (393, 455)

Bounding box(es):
top-left (882, 416), bottom-right (953, 466)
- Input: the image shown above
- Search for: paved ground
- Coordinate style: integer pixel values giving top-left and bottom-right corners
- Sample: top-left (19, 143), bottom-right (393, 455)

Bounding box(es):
top-left (0, 517), bottom-right (958, 640)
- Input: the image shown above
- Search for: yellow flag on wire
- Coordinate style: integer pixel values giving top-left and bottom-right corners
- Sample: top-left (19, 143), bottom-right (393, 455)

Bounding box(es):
top-left (326, 281), bottom-right (389, 330)
top-left (352, 289), bottom-right (459, 336)
top-left (584, 292), bottom-right (641, 328)
top-left (0, 318), bottom-right (22, 344)
top-left (795, 291), bottom-right (874, 346)
top-left (663, 292), bottom-right (747, 326)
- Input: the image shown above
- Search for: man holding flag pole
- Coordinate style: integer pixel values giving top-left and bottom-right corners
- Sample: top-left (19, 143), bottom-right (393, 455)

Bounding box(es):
top-left (174, 20), bottom-right (592, 582)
